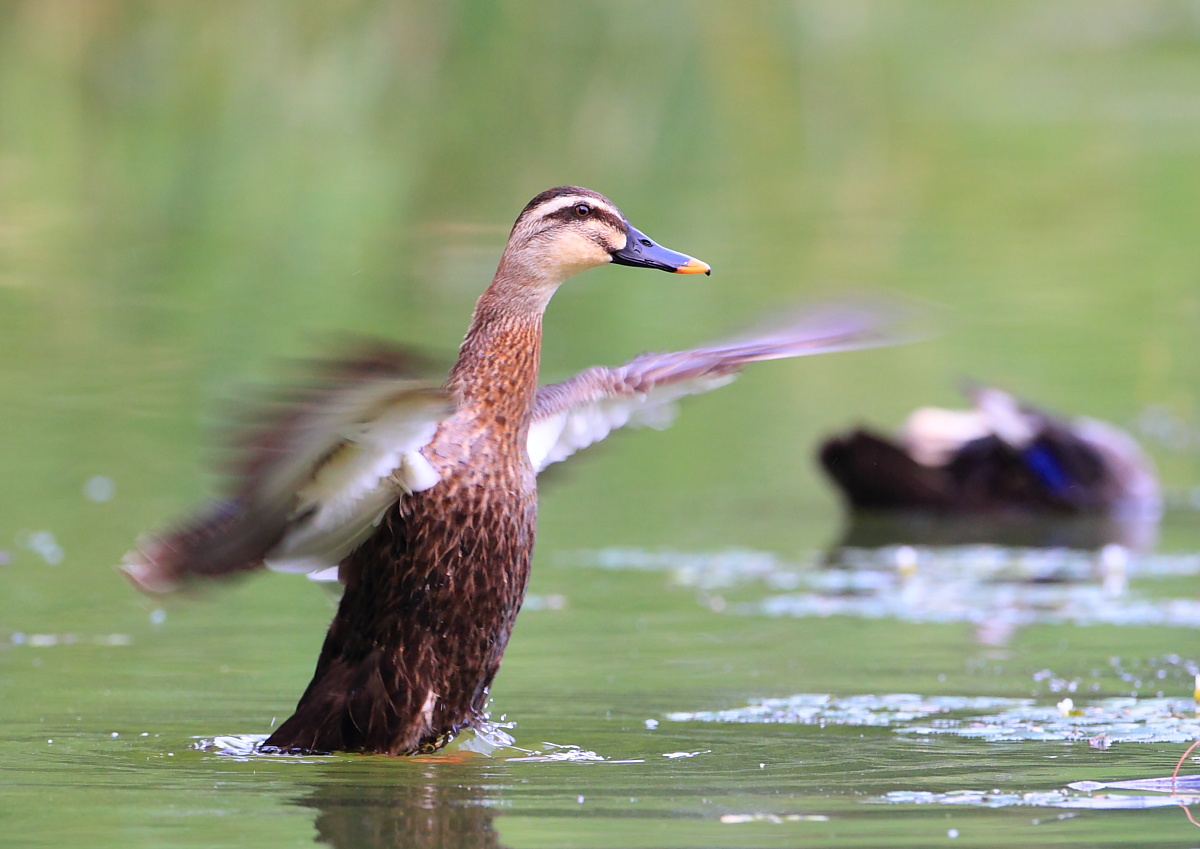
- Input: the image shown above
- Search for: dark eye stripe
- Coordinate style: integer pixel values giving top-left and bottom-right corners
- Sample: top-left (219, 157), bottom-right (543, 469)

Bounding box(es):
top-left (549, 203), bottom-right (624, 231)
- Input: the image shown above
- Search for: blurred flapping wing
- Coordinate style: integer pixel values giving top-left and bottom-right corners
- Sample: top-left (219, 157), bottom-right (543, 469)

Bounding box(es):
top-left (528, 303), bottom-right (895, 472)
top-left (122, 344), bottom-right (453, 592)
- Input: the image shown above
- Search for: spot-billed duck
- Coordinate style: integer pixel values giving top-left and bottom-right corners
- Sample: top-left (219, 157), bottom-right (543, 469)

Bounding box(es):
top-left (124, 186), bottom-right (886, 755)
top-left (819, 385), bottom-right (1161, 520)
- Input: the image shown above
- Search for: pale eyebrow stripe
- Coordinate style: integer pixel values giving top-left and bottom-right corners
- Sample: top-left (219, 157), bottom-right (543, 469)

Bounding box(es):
top-left (530, 194), bottom-right (622, 222)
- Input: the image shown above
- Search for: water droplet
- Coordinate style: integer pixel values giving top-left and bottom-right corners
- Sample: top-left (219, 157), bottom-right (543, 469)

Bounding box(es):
top-left (84, 475), bottom-right (116, 503)
top-left (25, 531), bottom-right (64, 565)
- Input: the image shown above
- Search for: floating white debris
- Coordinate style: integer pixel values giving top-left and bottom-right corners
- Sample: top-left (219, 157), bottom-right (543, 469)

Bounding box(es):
top-left (506, 748), bottom-right (606, 763)
top-left (750, 585), bottom-right (1200, 630)
top-left (894, 696), bottom-right (1200, 744)
top-left (93, 634), bottom-right (132, 646)
top-left (566, 545), bottom-right (1200, 633)
top-left (670, 693), bottom-right (1200, 745)
top-left (505, 742), bottom-right (643, 764)
top-left (1069, 775), bottom-right (1200, 793)
top-left (668, 693), bottom-right (1019, 728)
top-left (9, 632), bottom-right (130, 648)
top-left (720, 813), bottom-right (830, 824)
top-left (566, 547), bottom-right (799, 591)
top-left (884, 786), bottom-right (1200, 810)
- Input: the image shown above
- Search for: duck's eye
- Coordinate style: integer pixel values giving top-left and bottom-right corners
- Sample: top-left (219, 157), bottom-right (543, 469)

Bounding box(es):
top-left (573, 203), bottom-right (592, 218)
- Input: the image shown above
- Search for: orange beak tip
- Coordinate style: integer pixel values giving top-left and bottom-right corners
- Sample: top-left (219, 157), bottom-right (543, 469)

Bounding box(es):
top-left (675, 258), bottom-right (712, 276)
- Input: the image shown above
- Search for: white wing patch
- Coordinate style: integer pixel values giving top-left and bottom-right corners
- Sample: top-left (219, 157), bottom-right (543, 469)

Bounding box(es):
top-left (265, 401), bottom-right (445, 576)
top-left (526, 302), bottom-right (896, 474)
top-left (528, 373), bottom-right (734, 473)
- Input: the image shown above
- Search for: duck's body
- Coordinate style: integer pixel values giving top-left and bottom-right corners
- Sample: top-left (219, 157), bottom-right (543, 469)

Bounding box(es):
top-left (125, 187), bottom-right (885, 755)
top-left (265, 278), bottom-right (546, 753)
top-left (266, 460), bottom-right (535, 754)
top-left (819, 386), bottom-right (1160, 521)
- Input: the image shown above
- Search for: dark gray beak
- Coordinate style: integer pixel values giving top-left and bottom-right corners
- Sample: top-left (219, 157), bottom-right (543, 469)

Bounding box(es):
top-left (610, 224), bottom-right (711, 275)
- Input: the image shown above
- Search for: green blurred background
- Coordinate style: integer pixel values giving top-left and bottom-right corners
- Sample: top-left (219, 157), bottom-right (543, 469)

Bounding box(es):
top-left (1, 2), bottom-right (1199, 847)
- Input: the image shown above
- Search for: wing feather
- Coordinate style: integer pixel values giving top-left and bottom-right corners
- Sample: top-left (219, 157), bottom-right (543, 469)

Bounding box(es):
top-left (122, 345), bottom-right (453, 592)
top-left (529, 303), bottom-right (895, 472)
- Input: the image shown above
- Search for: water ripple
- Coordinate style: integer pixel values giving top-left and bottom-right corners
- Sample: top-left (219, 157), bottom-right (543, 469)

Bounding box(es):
top-left (668, 693), bottom-right (1200, 744)
top-left (565, 545), bottom-right (1200, 635)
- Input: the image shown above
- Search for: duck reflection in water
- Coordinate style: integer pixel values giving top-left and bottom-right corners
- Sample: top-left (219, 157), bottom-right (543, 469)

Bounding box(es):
top-left (295, 767), bottom-right (506, 849)
top-left (122, 186), bottom-right (893, 755)
top-left (819, 384), bottom-right (1161, 552)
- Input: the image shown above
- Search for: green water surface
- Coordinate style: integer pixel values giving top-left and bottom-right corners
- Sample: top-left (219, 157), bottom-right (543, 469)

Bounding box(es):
top-left (2, 2), bottom-right (1199, 847)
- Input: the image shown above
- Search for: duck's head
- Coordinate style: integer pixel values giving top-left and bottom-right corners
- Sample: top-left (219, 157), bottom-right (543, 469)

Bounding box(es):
top-left (502, 186), bottom-right (711, 286)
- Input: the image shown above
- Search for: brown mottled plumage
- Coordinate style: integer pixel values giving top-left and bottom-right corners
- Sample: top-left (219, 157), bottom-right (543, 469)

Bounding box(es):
top-left (124, 187), bottom-right (890, 755)
top-left (265, 287), bottom-right (547, 753)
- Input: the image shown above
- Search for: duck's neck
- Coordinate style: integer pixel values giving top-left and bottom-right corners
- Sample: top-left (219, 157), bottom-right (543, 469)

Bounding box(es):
top-left (445, 265), bottom-right (557, 422)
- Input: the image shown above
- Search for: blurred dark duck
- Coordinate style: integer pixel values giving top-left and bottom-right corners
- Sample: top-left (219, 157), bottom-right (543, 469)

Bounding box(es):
top-left (123, 186), bottom-right (887, 756)
top-left (819, 385), bottom-right (1161, 520)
